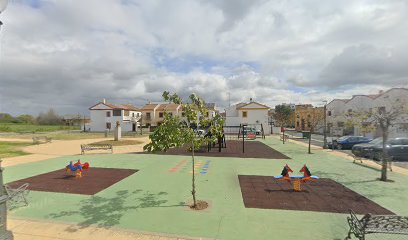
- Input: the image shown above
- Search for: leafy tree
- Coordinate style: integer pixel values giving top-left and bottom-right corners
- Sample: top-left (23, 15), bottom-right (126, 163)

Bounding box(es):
top-left (0, 113), bottom-right (15, 123)
top-left (17, 114), bottom-right (35, 124)
top-left (353, 104), bottom-right (407, 181)
top-left (144, 91), bottom-right (224, 209)
top-left (272, 105), bottom-right (292, 144)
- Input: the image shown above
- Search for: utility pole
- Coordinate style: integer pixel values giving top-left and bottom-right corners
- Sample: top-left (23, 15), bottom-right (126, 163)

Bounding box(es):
top-left (83, 115), bottom-right (86, 132)
top-left (140, 112), bottom-right (143, 135)
top-left (323, 100), bottom-right (328, 149)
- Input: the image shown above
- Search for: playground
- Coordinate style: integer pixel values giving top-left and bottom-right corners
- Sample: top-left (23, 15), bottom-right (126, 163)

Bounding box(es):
top-left (154, 140), bottom-right (290, 159)
top-left (239, 176), bottom-right (394, 214)
top-left (7, 167), bottom-right (138, 195)
top-left (4, 137), bottom-right (408, 239)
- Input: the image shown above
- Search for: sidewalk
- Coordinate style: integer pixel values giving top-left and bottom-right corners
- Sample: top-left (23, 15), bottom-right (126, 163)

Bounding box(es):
top-left (9, 218), bottom-right (200, 240)
top-left (271, 135), bottom-right (408, 176)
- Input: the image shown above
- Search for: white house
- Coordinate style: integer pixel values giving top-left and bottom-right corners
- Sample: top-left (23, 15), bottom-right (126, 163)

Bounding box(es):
top-left (327, 88), bottom-right (408, 138)
top-left (224, 100), bottom-right (271, 135)
top-left (89, 100), bottom-right (141, 132)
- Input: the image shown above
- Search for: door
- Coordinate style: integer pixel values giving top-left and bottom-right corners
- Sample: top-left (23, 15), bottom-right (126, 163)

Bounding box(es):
top-left (132, 123), bottom-right (136, 132)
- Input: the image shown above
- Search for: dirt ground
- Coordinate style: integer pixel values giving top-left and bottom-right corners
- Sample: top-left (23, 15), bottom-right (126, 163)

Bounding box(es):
top-left (152, 140), bottom-right (290, 159)
top-left (8, 168), bottom-right (138, 195)
top-left (238, 175), bottom-right (394, 215)
top-left (2, 136), bottom-right (151, 167)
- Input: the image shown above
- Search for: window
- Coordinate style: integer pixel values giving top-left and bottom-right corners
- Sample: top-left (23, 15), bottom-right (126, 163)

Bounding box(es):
top-left (159, 112), bottom-right (164, 118)
top-left (327, 111), bottom-right (332, 116)
top-left (124, 110), bottom-right (129, 116)
top-left (106, 111), bottom-right (111, 117)
top-left (338, 122), bottom-right (344, 127)
top-left (242, 111), bottom-right (247, 118)
top-left (146, 112), bottom-right (151, 120)
top-left (113, 110), bottom-right (121, 116)
top-left (307, 121), bottom-right (311, 128)
top-left (132, 113), bottom-right (135, 117)
top-left (296, 121), bottom-right (299, 127)
top-left (106, 122), bottom-right (111, 129)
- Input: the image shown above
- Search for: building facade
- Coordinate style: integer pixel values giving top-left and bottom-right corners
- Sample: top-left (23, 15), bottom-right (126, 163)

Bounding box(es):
top-left (326, 88), bottom-right (408, 138)
top-left (294, 105), bottom-right (324, 133)
top-left (140, 103), bottom-right (217, 127)
top-left (89, 100), bottom-right (141, 132)
top-left (224, 101), bottom-right (271, 135)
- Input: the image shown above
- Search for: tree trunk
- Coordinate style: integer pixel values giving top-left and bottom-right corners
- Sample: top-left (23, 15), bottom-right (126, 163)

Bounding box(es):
top-left (218, 136), bottom-right (222, 152)
top-left (380, 126), bottom-right (388, 181)
top-left (282, 126), bottom-right (285, 144)
top-left (191, 141), bottom-right (197, 207)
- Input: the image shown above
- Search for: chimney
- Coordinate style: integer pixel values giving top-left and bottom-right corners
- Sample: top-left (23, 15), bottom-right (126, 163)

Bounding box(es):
top-left (103, 98), bottom-right (106, 104)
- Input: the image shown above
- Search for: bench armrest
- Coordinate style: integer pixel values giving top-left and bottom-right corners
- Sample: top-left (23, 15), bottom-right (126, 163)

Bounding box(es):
top-left (347, 210), bottom-right (366, 239)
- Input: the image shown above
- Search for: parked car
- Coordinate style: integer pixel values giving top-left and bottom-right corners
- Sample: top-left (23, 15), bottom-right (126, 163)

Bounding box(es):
top-left (369, 138), bottom-right (408, 161)
top-left (195, 129), bottom-right (206, 136)
top-left (352, 138), bottom-right (383, 157)
top-left (243, 126), bottom-right (261, 135)
top-left (328, 136), bottom-right (372, 150)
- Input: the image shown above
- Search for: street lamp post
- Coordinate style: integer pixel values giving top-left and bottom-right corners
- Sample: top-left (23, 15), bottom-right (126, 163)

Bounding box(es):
top-left (0, 1), bottom-right (14, 239)
top-left (323, 100), bottom-right (328, 149)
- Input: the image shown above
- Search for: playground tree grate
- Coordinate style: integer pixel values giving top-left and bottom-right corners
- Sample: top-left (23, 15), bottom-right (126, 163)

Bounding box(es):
top-left (7, 168), bottom-right (138, 195)
top-left (238, 175), bottom-right (394, 215)
top-left (152, 140), bottom-right (290, 159)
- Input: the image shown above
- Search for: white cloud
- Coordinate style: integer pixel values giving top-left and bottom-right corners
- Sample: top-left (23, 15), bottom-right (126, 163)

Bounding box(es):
top-left (0, 0), bottom-right (407, 115)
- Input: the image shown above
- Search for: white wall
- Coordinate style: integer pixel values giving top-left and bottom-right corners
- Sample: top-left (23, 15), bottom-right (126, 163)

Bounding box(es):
top-left (326, 89), bottom-right (408, 137)
top-left (224, 103), bottom-right (270, 135)
top-left (90, 107), bottom-right (141, 132)
top-left (90, 110), bottom-right (111, 132)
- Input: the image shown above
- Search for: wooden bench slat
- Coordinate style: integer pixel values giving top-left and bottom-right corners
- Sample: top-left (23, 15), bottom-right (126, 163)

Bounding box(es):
top-left (81, 144), bottom-right (113, 154)
top-left (32, 136), bottom-right (52, 144)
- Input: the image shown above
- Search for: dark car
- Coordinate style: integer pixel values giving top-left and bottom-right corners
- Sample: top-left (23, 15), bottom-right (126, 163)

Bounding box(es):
top-left (369, 138), bottom-right (408, 161)
top-left (352, 138), bottom-right (383, 157)
top-left (328, 136), bottom-right (372, 150)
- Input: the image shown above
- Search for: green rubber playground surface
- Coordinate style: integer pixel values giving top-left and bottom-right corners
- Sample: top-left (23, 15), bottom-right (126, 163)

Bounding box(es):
top-left (5, 137), bottom-right (408, 239)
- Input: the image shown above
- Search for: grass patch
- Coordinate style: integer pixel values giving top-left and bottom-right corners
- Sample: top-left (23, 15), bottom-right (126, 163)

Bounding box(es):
top-left (0, 141), bottom-right (32, 158)
top-left (91, 139), bottom-right (144, 146)
top-left (0, 123), bottom-right (80, 133)
top-left (0, 132), bottom-right (150, 140)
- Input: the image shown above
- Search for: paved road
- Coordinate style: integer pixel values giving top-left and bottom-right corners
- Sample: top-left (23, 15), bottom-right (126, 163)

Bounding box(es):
top-left (286, 131), bottom-right (408, 169)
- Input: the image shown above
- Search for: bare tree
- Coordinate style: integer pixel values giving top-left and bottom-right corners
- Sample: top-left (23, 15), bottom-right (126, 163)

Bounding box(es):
top-left (37, 108), bottom-right (62, 125)
top-left (306, 108), bottom-right (325, 154)
top-left (357, 104), bottom-right (407, 181)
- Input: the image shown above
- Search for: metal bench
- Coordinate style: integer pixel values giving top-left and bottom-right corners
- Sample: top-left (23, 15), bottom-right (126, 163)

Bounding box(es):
top-left (346, 209), bottom-right (408, 240)
top-left (5, 183), bottom-right (30, 210)
top-left (81, 144), bottom-right (113, 154)
top-left (32, 136), bottom-right (52, 144)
